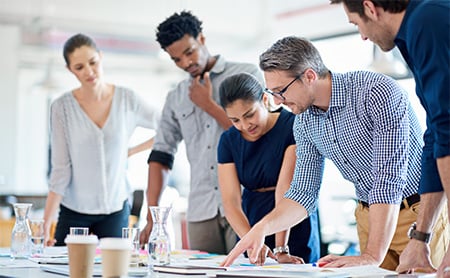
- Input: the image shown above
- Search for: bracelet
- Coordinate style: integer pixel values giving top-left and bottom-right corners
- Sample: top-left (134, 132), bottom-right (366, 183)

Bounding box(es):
top-left (273, 245), bottom-right (289, 256)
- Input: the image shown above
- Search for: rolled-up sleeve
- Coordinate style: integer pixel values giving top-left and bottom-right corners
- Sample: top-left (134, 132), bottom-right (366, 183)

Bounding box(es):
top-left (147, 91), bottom-right (182, 168)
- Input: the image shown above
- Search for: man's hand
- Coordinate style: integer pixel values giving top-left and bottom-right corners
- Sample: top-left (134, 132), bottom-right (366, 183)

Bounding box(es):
top-left (139, 222), bottom-right (153, 248)
top-left (276, 253), bottom-right (305, 264)
top-left (396, 240), bottom-right (436, 274)
top-left (437, 249), bottom-right (450, 277)
top-left (317, 253), bottom-right (379, 268)
top-left (189, 72), bottom-right (214, 111)
top-left (220, 225), bottom-right (266, 267)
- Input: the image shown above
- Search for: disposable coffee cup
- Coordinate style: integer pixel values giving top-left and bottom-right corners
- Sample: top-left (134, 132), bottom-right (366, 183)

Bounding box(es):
top-left (64, 235), bottom-right (98, 278)
top-left (99, 238), bottom-right (132, 278)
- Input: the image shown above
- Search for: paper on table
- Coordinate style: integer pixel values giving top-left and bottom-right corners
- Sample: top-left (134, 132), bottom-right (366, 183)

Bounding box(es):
top-left (40, 264), bottom-right (148, 277)
top-left (41, 246), bottom-right (68, 256)
top-left (153, 264), bottom-right (227, 275)
top-left (221, 262), bottom-right (407, 278)
top-left (0, 259), bottom-right (40, 268)
top-left (215, 269), bottom-right (349, 278)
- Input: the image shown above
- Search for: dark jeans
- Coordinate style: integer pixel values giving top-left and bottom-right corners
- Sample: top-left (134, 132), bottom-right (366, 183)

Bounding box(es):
top-left (54, 201), bottom-right (130, 246)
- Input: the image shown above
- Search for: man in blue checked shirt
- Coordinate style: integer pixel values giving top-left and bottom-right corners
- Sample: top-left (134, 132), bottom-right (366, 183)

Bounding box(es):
top-left (220, 36), bottom-right (448, 271)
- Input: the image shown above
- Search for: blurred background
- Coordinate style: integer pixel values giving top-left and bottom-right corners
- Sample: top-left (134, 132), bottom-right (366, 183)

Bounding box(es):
top-left (0, 0), bottom-right (424, 252)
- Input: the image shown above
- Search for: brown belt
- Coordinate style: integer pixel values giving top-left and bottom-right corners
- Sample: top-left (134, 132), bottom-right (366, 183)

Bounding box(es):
top-left (253, 186), bottom-right (277, 193)
top-left (359, 193), bottom-right (420, 210)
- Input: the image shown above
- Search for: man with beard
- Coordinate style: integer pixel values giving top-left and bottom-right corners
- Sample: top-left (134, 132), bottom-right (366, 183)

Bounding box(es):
top-left (330, 1), bottom-right (450, 275)
top-left (221, 36), bottom-right (446, 271)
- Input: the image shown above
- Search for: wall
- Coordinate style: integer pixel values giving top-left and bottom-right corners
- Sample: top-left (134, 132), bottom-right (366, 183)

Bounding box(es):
top-left (0, 25), bottom-right (20, 193)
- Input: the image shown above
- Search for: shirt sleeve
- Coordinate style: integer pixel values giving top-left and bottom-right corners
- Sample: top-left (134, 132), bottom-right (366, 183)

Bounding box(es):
top-left (409, 7), bottom-right (450, 159)
top-left (132, 90), bottom-right (160, 130)
top-left (284, 115), bottom-right (324, 215)
top-left (48, 99), bottom-right (71, 196)
top-left (147, 90), bottom-right (183, 167)
top-left (366, 77), bottom-right (409, 205)
top-left (217, 132), bottom-right (233, 164)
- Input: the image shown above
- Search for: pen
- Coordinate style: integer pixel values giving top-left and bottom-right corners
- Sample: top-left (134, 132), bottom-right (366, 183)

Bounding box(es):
top-left (312, 262), bottom-right (328, 267)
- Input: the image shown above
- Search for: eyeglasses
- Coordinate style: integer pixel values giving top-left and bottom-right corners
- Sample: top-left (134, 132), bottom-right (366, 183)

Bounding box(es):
top-left (264, 76), bottom-right (299, 101)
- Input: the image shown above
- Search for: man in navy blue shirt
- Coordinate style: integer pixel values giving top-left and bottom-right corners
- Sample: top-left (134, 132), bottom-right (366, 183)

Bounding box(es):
top-left (330, 0), bottom-right (450, 275)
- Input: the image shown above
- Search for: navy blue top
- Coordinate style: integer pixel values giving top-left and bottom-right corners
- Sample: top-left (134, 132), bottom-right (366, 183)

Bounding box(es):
top-left (395, 0), bottom-right (450, 193)
top-left (218, 109), bottom-right (320, 263)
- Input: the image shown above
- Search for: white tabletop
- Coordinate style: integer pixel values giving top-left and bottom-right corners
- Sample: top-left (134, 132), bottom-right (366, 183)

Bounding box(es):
top-left (0, 256), bottom-right (212, 278)
top-left (0, 248), bottom-right (433, 278)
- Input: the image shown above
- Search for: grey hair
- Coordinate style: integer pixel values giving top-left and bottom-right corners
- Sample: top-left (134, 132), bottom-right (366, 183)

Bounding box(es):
top-left (259, 36), bottom-right (329, 78)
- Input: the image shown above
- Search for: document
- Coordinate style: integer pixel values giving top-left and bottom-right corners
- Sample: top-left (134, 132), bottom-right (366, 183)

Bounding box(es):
top-left (40, 265), bottom-right (148, 277)
top-left (153, 264), bottom-right (227, 275)
top-left (215, 269), bottom-right (348, 277)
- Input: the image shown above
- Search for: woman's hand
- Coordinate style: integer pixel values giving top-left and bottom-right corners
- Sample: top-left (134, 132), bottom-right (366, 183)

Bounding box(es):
top-left (247, 244), bottom-right (276, 266)
top-left (43, 220), bottom-right (56, 247)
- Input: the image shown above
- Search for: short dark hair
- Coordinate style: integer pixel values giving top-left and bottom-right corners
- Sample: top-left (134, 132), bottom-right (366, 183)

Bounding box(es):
top-left (260, 36), bottom-right (329, 79)
top-left (330, 0), bottom-right (409, 19)
top-left (156, 11), bottom-right (203, 49)
top-left (63, 33), bottom-right (98, 66)
top-left (219, 73), bottom-right (263, 109)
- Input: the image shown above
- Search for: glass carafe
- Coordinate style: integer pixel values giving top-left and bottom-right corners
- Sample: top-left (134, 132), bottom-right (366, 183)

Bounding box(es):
top-left (11, 203), bottom-right (32, 259)
top-left (148, 206), bottom-right (171, 270)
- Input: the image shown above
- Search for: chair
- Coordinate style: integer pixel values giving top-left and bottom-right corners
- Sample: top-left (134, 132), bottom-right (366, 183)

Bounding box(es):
top-left (129, 190), bottom-right (144, 228)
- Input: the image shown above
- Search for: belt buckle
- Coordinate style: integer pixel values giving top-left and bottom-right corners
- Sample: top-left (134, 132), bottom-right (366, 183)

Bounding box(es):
top-left (401, 198), bottom-right (409, 210)
top-left (401, 194), bottom-right (419, 210)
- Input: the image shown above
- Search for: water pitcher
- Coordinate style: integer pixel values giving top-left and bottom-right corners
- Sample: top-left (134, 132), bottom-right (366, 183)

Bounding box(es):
top-left (148, 206), bottom-right (171, 269)
top-left (11, 203), bottom-right (32, 259)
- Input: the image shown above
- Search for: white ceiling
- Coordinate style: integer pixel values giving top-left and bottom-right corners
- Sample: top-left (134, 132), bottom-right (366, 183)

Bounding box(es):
top-left (0, 0), bottom-right (359, 75)
top-left (0, 0), bottom-right (354, 52)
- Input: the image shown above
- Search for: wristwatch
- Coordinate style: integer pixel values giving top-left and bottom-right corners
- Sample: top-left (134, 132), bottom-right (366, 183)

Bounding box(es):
top-left (407, 222), bottom-right (431, 243)
top-left (273, 245), bottom-right (289, 256)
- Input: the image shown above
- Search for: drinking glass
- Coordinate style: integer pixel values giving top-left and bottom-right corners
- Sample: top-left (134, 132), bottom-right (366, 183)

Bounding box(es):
top-left (70, 227), bottom-right (89, 236)
top-left (122, 227), bottom-right (140, 267)
top-left (29, 219), bottom-right (44, 255)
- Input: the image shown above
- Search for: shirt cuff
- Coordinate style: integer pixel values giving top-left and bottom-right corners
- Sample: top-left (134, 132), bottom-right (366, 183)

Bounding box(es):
top-left (434, 141), bottom-right (450, 158)
top-left (147, 150), bottom-right (174, 169)
top-left (419, 150), bottom-right (444, 193)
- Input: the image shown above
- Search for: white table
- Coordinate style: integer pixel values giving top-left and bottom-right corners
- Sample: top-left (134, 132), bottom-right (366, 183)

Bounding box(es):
top-left (0, 257), bottom-right (212, 278)
top-left (0, 248), bottom-right (435, 278)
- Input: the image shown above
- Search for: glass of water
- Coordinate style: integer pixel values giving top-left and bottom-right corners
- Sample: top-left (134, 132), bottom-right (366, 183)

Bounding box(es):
top-left (69, 227), bottom-right (89, 236)
top-left (29, 219), bottom-right (44, 255)
top-left (122, 227), bottom-right (140, 267)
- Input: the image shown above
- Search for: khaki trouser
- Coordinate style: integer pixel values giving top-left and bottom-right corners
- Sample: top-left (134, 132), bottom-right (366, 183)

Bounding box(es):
top-left (187, 213), bottom-right (236, 255)
top-left (355, 201), bottom-right (449, 270)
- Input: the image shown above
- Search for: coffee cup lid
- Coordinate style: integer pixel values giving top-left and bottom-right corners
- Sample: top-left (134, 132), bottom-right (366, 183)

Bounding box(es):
top-left (99, 237), bottom-right (133, 250)
top-left (64, 234), bottom-right (99, 244)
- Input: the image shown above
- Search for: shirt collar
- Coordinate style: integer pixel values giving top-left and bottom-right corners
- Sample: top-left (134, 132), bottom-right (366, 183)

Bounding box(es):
top-left (307, 71), bottom-right (346, 116)
top-left (187, 55), bottom-right (224, 80)
top-left (210, 55), bottom-right (225, 74)
top-left (329, 72), bottom-right (347, 108)
top-left (395, 0), bottom-right (419, 43)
